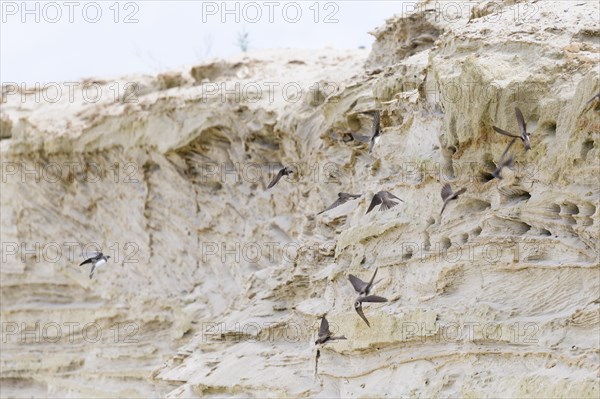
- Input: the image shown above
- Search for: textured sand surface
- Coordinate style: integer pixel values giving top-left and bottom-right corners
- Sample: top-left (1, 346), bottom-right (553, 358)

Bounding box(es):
top-left (1, 0), bottom-right (599, 397)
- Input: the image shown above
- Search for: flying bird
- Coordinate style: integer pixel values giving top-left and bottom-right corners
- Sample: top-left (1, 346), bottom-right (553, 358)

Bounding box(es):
top-left (348, 267), bottom-right (381, 297)
top-left (491, 138), bottom-right (517, 180)
top-left (354, 295), bottom-right (388, 327)
top-left (492, 107), bottom-right (532, 151)
top-left (79, 252), bottom-right (110, 279)
top-left (366, 191), bottom-right (404, 214)
top-left (440, 183), bottom-right (467, 215)
top-left (584, 92), bottom-right (600, 111)
top-left (585, 92), bottom-right (599, 106)
top-left (318, 192), bottom-right (361, 215)
top-left (369, 110), bottom-right (381, 153)
top-left (267, 166), bottom-right (294, 189)
top-left (314, 316), bottom-right (347, 345)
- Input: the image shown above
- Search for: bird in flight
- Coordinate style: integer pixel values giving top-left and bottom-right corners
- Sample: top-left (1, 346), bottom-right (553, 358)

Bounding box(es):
top-left (369, 110), bottom-right (381, 153)
top-left (267, 166), bottom-right (294, 189)
top-left (314, 316), bottom-right (347, 345)
top-left (79, 252), bottom-right (110, 279)
top-left (585, 92), bottom-right (599, 106)
top-left (491, 138), bottom-right (516, 180)
top-left (492, 107), bottom-right (532, 151)
top-left (354, 295), bottom-right (388, 327)
top-left (440, 183), bottom-right (466, 215)
top-left (366, 191), bottom-right (404, 214)
top-left (344, 111), bottom-right (382, 154)
top-left (348, 267), bottom-right (382, 297)
top-left (348, 268), bottom-right (388, 327)
top-left (318, 192), bottom-right (361, 215)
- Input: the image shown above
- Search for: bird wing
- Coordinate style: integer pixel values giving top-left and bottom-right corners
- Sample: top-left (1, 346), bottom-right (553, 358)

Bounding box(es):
top-left (441, 183), bottom-right (453, 201)
top-left (585, 92), bottom-right (600, 105)
top-left (267, 169), bottom-right (285, 189)
top-left (371, 111), bottom-right (380, 138)
top-left (355, 305), bottom-right (371, 327)
top-left (500, 138), bottom-right (517, 161)
top-left (331, 335), bottom-right (347, 341)
top-left (367, 267), bottom-right (379, 289)
top-left (348, 274), bottom-right (368, 293)
top-left (380, 197), bottom-right (399, 211)
top-left (454, 187), bottom-right (467, 197)
top-left (492, 126), bottom-right (520, 139)
top-left (386, 191), bottom-right (404, 202)
top-left (79, 258), bottom-right (93, 266)
top-left (351, 134), bottom-right (371, 143)
top-left (440, 201), bottom-right (449, 216)
top-left (515, 107), bottom-right (527, 137)
top-left (318, 317), bottom-right (329, 337)
top-left (361, 295), bottom-right (389, 303)
top-left (491, 167), bottom-right (502, 180)
top-left (503, 154), bottom-right (514, 168)
top-left (317, 198), bottom-right (345, 215)
top-left (365, 193), bottom-right (383, 214)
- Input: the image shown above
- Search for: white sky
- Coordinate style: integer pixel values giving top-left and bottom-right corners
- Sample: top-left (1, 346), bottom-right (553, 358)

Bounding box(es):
top-left (1, 1), bottom-right (412, 84)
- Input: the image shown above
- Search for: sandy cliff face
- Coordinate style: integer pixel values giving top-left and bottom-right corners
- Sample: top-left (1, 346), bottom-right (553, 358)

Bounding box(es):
top-left (1, 1), bottom-right (599, 397)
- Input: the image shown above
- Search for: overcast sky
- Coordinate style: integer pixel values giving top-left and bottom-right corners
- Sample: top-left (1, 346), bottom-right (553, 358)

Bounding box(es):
top-left (1, 1), bottom-right (411, 84)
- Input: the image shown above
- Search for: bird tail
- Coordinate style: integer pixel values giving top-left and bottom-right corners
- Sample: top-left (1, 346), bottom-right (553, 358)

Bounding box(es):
top-left (80, 259), bottom-right (92, 266)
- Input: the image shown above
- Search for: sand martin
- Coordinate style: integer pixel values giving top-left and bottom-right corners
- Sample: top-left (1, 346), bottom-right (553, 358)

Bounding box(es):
top-left (314, 316), bottom-right (347, 345)
top-left (366, 191), bottom-right (404, 214)
top-left (348, 267), bottom-right (382, 297)
top-left (440, 183), bottom-right (467, 215)
top-left (369, 110), bottom-right (381, 153)
top-left (493, 107), bottom-right (532, 151)
top-left (267, 166), bottom-right (294, 189)
top-left (318, 192), bottom-right (361, 215)
top-left (491, 138), bottom-right (517, 180)
top-left (80, 252), bottom-right (110, 279)
top-left (585, 92), bottom-right (599, 106)
top-left (354, 295), bottom-right (388, 327)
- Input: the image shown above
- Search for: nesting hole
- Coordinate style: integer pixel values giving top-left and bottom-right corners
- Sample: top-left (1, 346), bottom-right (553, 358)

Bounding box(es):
top-left (402, 248), bottom-right (413, 261)
top-left (579, 202), bottom-right (596, 216)
top-left (461, 199), bottom-right (491, 212)
top-left (441, 237), bottom-right (451, 250)
top-left (470, 226), bottom-right (482, 238)
top-left (561, 202), bottom-right (579, 215)
top-left (542, 121), bottom-right (557, 137)
top-left (500, 187), bottom-right (531, 204)
top-left (538, 228), bottom-right (551, 236)
top-left (547, 203), bottom-right (561, 214)
top-left (581, 139), bottom-right (594, 160)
